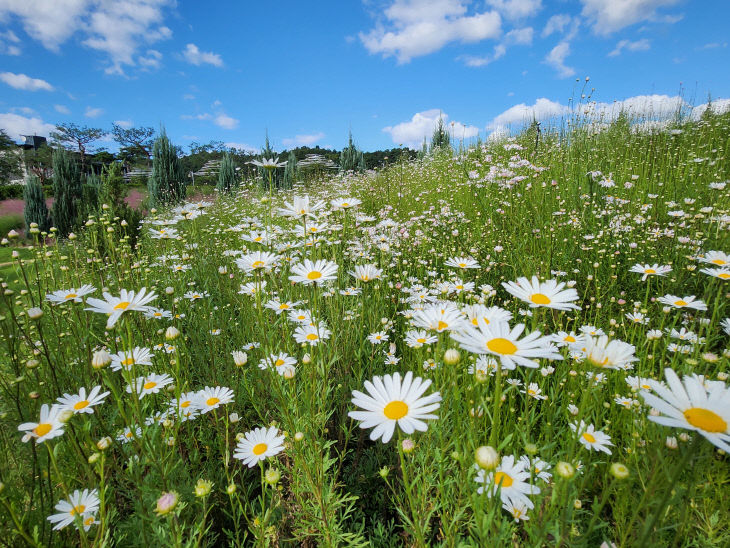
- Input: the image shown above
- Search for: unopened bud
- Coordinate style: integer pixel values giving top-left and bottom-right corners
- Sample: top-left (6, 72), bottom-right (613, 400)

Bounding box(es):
top-left (475, 445), bottom-right (499, 470)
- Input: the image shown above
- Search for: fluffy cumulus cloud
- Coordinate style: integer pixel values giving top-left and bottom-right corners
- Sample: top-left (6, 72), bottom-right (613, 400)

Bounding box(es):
top-left (383, 109), bottom-right (479, 148)
top-left (85, 106), bottom-right (104, 118)
top-left (54, 104), bottom-right (71, 114)
top-left (360, 0), bottom-right (501, 63)
top-left (282, 132), bottom-right (326, 147)
top-left (580, 0), bottom-right (681, 35)
top-left (486, 0), bottom-right (541, 20)
top-left (181, 43), bottom-right (223, 67)
top-left (213, 113), bottom-right (238, 130)
top-left (0, 29), bottom-right (21, 55)
top-left (0, 0), bottom-right (175, 75)
top-left (0, 72), bottom-right (54, 91)
top-left (608, 38), bottom-right (650, 57)
top-left (486, 94), bottom-right (730, 139)
top-left (544, 41), bottom-right (574, 78)
top-left (0, 111), bottom-right (56, 140)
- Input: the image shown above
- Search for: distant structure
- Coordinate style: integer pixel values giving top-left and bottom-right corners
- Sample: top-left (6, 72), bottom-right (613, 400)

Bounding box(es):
top-left (19, 135), bottom-right (47, 151)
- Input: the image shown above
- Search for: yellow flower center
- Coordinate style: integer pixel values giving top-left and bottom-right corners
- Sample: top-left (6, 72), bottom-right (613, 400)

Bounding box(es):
top-left (181, 400), bottom-right (190, 408)
top-left (70, 504), bottom-right (86, 516)
top-left (275, 359), bottom-right (285, 367)
top-left (122, 357), bottom-right (135, 366)
top-left (65, 293), bottom-right (77, 299)
top-left (73, 400), bottom-right (89, 410)
top-left (143, 381), bottom-right (157, 390)
top-left (674, 300), bottom-right (688, 306)
top-left (253, 442), bottom-right (268, 455)
top-left (459, 263), bottom-right (466, 267)
top-left (251, 261), bottom-right (265, 268)
top-left (494, 471), bottom-right (514, 488)
top-left (487, 338), bottom-right (517, 355)
top-left (84, 516), bottom-right (94, 526)
top-left (33, 423), bottom-right (52, 437)
top-left (582, 432), bottom-right (596, 443)
top-left (206, 397), bottom-right (220, 406)
top-left (279, 303), bottom-right (289, 309)
top-left (254, 237), bottom-right (262, 242)
top-left (711, 259), bottom-right (726, 265)
top-left (683, 407), bottom-right (727, 433)
top-left (306, 333), bottom-right (319, 341)
top-left (114, 301), bottom-right (130, 310)
top-left (417, 338), bottom-right (426, 344)
top-left (342, 203), bottom-right (349, 207)
top-left (307, 271), bottom-right (322, 280)
top-left (564, 335), bottom-right (576, 342)
top-left (530, 293), bottom-right (551, 305)
top-left (645, 269), bottom-right (656, 274)
top-left (361, 275), bottom-right (369, 281)
top-left (384, 400), bottom-right (408, 420)
top-left (436, 320), bottom-right (449, 331)
top-left (719, 273), bottom-right (730, 279)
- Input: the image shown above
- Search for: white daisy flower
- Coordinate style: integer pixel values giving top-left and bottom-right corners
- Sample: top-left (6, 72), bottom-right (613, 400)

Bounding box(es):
top-left (126, 373), bottom-right (174, 398)
top-left (474, 455), bottom-right (541, 509)
top-left (17, 403), bottom-right (65, 443)
top-left (47, 488), bottom-right (100, 531)
top-left (502, 275), bottom-right (580, 311)
top-left (233, 426), bottom-right (285, 467)
top-left (196, 386), bottom-right (234, 414)
top-left (85, 288), bottom-right (157, 328)
top-left (289, 259), bottom-right (338, 285)
top-left (110, 346), bottom-right (154, 372)
top-left (348, 371), bottom-right (442, 443)
top-left (570, 421), bottom-right (613, 454)
top-left (56, 385), bottom-right (110, 414)
top-left (46, 284), bottom-right (96, 304)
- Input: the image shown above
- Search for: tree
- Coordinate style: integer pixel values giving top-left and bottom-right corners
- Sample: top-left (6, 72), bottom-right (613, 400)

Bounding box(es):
top-left (23, 144), bottom-right (54, 184)
top-left (111, 124), bottom-right (155, 165)
top-left (51, 147), bottom-right (82, 236)
top-left (282, 151), bottom-right (298, 189)
top-left (0, 129), bottom-right (22, 185)
top-left (50, 123), bottom-right (104, 172)
top-left (23, 175), bottom-right (50, 232)
top-left (339, 131), bottom-right (365, 173)
top-left (431, 116), bottom-right (450, 150)
top-left (148, 130), bottom-right (186, 206)
top-left (217, 152), bottom-right (237, 194)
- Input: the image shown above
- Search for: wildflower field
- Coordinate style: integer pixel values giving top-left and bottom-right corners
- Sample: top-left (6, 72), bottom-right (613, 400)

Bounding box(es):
top-left (2, 111), bottom-right (730, 547)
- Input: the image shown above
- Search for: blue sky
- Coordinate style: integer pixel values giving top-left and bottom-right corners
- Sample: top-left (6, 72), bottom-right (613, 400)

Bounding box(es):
top-left (0, 0), bottom-right (728, 152)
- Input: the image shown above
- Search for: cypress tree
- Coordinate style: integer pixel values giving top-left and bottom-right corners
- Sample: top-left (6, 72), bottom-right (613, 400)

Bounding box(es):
top-left (258, 134), bottom-right (281, 190)
top-left (148, 130), bottom-right (186, 206)
top-left (217, 152), bottom-right (237, 194)
top-left (51, 147), bottom-right (81, 236)
top-left (23, 175), bottom-right (50, 232)
top-left (431, 116), bottom-right (451, 150)
top-left (339, 131), bottom-right (365, 173)
top-left (282, 151), bottom-right (297, 189)
top-left (79, 174), bottom-right (101, 221)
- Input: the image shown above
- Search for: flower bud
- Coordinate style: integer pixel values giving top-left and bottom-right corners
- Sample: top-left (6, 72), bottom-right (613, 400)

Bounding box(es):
top-left (155, 491), bottom-right (179, 515)
top-left (58, 409), bottom-right (73, 423)
top-left (8, 229), bottom-right (19, 239)
top-left (294, 432), bottom-right (304, 442)
top-left (379, 466), bottom-right (389, 479)
top-left (443, 348), bottom-right (461, 365)
top-left (97, 436), bottom-right (112, 450)
top-left (92, 350), bottom-right (111, 370)
top-left (556, 461), bottom-right (575, 479)
top-left (27, 307), bottom-right (43, 320)
top-left (165, 286), bottom-right (174, 295)
top-left (165, 326), bottom-right (180, 341)
top-left (194, 479), bottom-right (213, 497)
top-left (265, 468), bottom-right (281, 485)
top-left (401, 438), bottom-right (415, 453)
top-left (609, 462), bottom-right (629, 479)
top-left (666, 436), bottom-right (678, 449)
top-left (475, 446), bottom-right (499, 470)
top-left (232, 351), bottom-right (248, 367)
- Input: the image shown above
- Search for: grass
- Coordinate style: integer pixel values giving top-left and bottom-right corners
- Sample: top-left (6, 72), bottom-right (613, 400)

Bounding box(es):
top-left (0, 108), bottom-right (729, 547)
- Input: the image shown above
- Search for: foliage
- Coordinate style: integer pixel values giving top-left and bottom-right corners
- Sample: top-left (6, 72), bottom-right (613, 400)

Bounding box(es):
top-left (23, 144), bottom-right (54, 184)
top-left (148, 130), bottom-right (186, 207)
top-left (22, 175), bottom-right (50, 232)
top-left (50, 123), bottom-right (104, 172)
top-left (216, 152), bottom-right (237, 194)
top-left (431, 115), bottom-right (450, 150)
top-left (50, 147), bottom-right (81, 237)
top-left (111, 124), bottom-right (155, 165)
top-left (0, 183), bottom-right (24, 200)
top-left (0, 213), bottom-right (23, 239)
top-left (282, 151), bottom-right (298, 189)
top-left (0, 129), bottom-right (22, 184)
top-left (339, 131), bottom-right (366, 173)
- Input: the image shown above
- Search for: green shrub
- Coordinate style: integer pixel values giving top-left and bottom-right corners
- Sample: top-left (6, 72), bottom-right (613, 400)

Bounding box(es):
top-left (0, 213), bottom-right (23, 238)
top-left (0, 184), bottom-right (24, 200)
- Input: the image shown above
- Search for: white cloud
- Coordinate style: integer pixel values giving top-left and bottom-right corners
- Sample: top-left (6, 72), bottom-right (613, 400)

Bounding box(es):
top-left (224, 142), bottom-right (258, 153)
top-left (459, 26), bottom-right (531, 67)
top-left (486, 94), bottom-right (722, 139)
top-left (0, 72), bottom-right (54, 91)
top-left (542, 14), bottom-right (570, 37)
top-left (85, 106), bottom-right (104, 118)
top-left (0, 29), bottom-right (21, 55)
top-left (544, 41), bottom-right (575, 78)
top-left (383, 109), bottom-right (479, 148)
top-left (54, 104), bottom-right (71, 114)
top-left (0, 0), bottom-right (175, 75)
top-left (580, 0), bottom-right (681, 35)
top-left (213, 113), bottom-right (238, 130)
top-left (0, 111), bottom-right (56, 140)
top-left (114, 119), bottom-right (133, 129)
top-left (182, 43), bottom-right (223, 67)
top-left (281, 132), bottom-right (326, 147)
top-left (608, 38), bottom-right (650, 57)
top-left (505, 27), bottom-right (533, 45)
top-left (486, 0), bottom-right (541, 20)
top-left (360, 0), bottom-right (501, 63)
top-left (181, 113), bottom-right (213, 121)
top-left (138, 49), bottom-right (162, 69)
